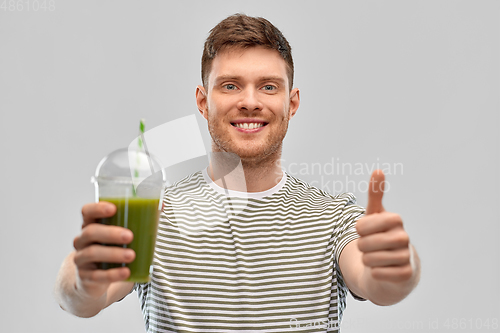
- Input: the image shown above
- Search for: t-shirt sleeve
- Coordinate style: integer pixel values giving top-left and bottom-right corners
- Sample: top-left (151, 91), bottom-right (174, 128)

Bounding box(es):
top-left (332, 193), bottom-right (366, 301)
top-left (333, 194), bottom-right (364, 263)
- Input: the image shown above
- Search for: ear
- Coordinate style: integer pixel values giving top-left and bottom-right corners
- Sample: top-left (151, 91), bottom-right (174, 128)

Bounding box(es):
top-left (196, 85), bottom-right (208, 120)
top-left (288, 88), bottom-right (300, 119)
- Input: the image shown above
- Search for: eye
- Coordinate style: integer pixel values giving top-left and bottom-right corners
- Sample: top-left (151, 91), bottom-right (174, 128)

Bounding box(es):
top-left (224, 84), bottom-right (237, 90)
top-left (262, 85), bottom-right (276, 91)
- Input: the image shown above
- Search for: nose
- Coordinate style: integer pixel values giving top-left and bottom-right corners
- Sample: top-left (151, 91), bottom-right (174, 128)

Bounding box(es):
top-left (237, 88), bottom-right (263, 112)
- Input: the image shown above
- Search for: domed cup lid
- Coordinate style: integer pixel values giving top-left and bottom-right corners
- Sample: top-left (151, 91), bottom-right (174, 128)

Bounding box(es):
top-left (91, 148), bottom-right (166, 200)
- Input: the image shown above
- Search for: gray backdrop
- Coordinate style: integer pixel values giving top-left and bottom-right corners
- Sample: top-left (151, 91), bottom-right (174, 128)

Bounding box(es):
top-left (1, 1), bottom-right (498, 332)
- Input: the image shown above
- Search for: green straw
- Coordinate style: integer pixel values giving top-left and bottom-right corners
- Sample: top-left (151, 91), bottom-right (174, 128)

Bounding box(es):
top-left (133, 119), bottom-right (146, 196)
top-left (134, 119), bottom-right (145, 176)
top-left (133, 119), bottom-right (154, 197)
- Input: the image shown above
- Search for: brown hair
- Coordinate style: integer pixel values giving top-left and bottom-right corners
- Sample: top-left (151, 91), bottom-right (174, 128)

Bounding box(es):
top-left (201, 13), bottom-right (294, 90)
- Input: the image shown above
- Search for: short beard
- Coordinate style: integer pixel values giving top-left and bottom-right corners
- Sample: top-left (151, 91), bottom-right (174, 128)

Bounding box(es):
top-left (207, 109), bottom-right (289, 168)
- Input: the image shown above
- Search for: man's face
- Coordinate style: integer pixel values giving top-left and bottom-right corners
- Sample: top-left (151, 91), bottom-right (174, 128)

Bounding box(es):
top-left (196, 46), bottom-right (300, 165)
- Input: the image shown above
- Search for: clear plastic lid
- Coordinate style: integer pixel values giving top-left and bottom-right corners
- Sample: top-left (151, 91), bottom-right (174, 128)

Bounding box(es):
top-left (91, 148), bottom-right (166, 200)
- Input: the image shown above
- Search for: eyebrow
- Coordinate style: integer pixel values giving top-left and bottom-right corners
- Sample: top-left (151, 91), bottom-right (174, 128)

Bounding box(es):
top-left (214, 75), bottom-right (286, 85)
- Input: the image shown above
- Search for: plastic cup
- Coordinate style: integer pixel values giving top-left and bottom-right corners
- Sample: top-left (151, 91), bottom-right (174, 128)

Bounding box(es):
top-left (91, 148), bottom-right (165, 283)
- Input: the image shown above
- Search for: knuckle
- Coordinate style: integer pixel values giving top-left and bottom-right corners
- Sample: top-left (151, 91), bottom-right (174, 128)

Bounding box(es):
top-left (73, 250), bottom-right (87, 267)
top-left (73, 236), bottom-right (80, 250)
top-left (355, 219), bottom-right (365, 234)
top-left (397, 232), bottom-right (410, 247)
top-left (81, 203), bottom-right (94, 218)
top-left (400, 265), bottom-right (413, 280)
top-left (389, 213), bottom-right (403, 226)
top-left (396, 249), bottom-right (410, 264)
top-left (82, 224), bottom-right (99, 240)
top-left (81, 225), bottom-right (92, 238)
top-left (390, 230), bottom-right (409, 248)
top-left (84, 245), bottom-right (98, 260)
top-left (362, 253), bottom-right (372, 266)
top-left (73, 252), bottom-right (81, 265)
top-left (357, 238), bottom-right (367, 252)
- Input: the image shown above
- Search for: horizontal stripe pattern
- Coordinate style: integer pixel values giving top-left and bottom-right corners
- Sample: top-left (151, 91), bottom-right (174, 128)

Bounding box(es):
top-left (136, 171), bottom-right (364, 332)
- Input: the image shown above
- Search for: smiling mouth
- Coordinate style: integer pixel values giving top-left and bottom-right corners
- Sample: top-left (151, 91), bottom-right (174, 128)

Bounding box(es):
top-left (231, 122), bottom-right (268, 129)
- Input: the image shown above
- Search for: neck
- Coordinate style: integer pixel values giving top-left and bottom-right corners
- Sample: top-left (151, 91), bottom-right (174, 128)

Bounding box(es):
top-left (207, 151), bottom-right (283, 193)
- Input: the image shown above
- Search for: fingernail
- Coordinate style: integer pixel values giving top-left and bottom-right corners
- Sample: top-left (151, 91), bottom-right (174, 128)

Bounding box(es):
top-left (121, 230), bottom-right (132, 241)
top-left (125, 249), bottom-right (135, 260)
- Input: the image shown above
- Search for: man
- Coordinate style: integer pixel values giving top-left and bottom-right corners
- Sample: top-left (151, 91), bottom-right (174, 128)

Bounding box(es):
top-left (55, 14), bottom-right (420, 332)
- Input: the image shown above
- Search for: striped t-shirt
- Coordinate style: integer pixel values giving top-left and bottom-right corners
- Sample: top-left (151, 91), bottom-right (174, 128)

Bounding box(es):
top-left (135, 169), bottom-right (364, 332)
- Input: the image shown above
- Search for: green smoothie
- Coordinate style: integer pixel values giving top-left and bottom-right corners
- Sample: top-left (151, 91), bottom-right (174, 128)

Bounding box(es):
top-left (98, 197), bottom-right (160, 282)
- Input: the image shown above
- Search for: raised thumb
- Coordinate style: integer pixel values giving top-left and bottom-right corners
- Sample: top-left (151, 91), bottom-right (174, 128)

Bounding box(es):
top-left (366, 169), bottom-right (386, 214)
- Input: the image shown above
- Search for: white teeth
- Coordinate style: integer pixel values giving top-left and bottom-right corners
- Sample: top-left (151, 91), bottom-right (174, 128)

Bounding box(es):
top-left (235, 122), bottom-right (264, 129)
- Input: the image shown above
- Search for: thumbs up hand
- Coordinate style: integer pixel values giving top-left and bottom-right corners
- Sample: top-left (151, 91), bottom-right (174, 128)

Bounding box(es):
top-left (355, 170), bottom-right (416, 283)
